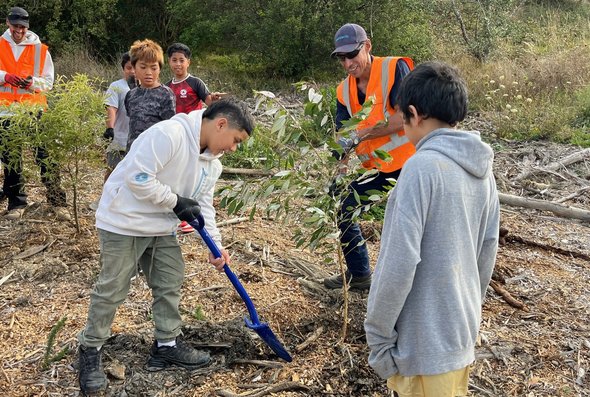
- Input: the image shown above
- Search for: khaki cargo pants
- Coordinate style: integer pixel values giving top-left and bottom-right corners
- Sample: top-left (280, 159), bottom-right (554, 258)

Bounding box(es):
top-left (78, 229), bottom-right (185, 347)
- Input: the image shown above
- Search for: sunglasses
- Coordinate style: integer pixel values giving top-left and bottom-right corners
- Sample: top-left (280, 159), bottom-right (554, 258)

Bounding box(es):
top-left (335, 43), bottom-right (365, 62)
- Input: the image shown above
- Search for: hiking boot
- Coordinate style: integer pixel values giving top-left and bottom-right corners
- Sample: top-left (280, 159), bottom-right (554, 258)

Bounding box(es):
top-left (323, 272), bottom-right (372, 291)
top-left (53, 207), bottom-right (71, 221)
top-left (78, 345), bottom-right (107, 395)
top-left (4, 207), bottom-right (25, 221)
top-left (146, 338), bottom-right (210, 371)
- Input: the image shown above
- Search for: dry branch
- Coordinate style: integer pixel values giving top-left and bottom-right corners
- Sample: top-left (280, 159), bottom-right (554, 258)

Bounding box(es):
top-left (232, 359), bottom-right (284, 368)
top-left (11, 238), bottom-right (56, 260)
top-left (498, 192), bottom-right (590, 222)
top-left (217, 217), bottom-right (250, 227)
top-left (295, 326), bottom-right (324, 353)
top-left (514, 148), bottom-right (590, 181)
top-left (489, 280), bottom-right (527, 311)
top-left (0, 271), bottom-right (15, 288)
top-left (216, 381), bottom-right (308, 397)
top-left (553, 186), bottom-right (590, 204)
top-left (222, 167), bottom-right (273, 176)
top-left (506, 235), bottom-right (590, 263)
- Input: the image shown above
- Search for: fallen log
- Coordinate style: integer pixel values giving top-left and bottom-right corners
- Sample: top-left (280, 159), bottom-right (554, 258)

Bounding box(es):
top-left (498, 192), bottom-right (590, 222)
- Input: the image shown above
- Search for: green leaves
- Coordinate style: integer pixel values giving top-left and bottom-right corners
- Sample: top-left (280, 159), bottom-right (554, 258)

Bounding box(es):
top-left (14, 74), bottom-right (106, 231)
top-left (218, 83), bottom-right (396, 256)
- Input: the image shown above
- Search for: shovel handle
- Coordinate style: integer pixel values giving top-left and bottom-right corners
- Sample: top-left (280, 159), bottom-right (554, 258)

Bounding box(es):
top-left (195, 225), bottom-right (261, 325)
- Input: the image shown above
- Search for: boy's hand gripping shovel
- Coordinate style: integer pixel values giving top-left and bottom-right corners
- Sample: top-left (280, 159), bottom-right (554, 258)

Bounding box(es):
top-left (192, 221), bottom-right (292, 362)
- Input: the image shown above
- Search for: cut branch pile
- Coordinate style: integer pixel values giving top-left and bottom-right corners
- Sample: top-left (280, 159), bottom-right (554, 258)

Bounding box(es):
top-left (496, 146), bottom-right (590, 222)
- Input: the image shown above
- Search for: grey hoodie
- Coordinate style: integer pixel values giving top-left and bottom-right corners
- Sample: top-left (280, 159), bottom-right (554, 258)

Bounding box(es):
top-left (365, 128), bottom-right (499, 378)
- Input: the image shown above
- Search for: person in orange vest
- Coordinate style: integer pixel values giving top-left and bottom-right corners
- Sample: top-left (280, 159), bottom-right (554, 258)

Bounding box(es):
top-left (323, 23), bottom-right (415, 291)
top-left (0, 6), bottom-right (69, 221)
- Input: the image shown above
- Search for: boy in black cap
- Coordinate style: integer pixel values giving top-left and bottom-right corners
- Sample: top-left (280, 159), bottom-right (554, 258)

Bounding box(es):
top-left (0, 6), bottom-right (69, 221)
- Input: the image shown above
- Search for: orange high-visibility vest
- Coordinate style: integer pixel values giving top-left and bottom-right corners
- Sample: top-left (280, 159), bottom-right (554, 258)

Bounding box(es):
top-left (0, 38), bottom-right (48, 106)
top-left (337, 56), bottom-right (415, 172)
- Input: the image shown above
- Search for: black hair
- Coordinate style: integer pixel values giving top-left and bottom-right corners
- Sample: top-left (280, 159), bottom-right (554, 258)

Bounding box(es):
top-left (203, 98), bottom-right (255, 136)
top-left (120, 52), bottom-right (131, 69)
top-left (166, 43), bottom-right (191, 59)
top-left (396, 61), bottom-right (468, 127)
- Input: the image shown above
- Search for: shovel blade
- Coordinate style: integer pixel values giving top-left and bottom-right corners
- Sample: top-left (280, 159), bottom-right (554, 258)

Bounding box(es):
top-left (245, 318), bottom-right (292, 362)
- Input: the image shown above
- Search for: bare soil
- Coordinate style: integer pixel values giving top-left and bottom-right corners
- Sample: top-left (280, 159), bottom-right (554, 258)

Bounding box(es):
top-left (0, 138), bottom-right (589, 397)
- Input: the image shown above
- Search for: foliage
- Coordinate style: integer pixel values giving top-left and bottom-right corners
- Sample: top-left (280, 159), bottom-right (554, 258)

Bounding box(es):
top-left (0, 0), bottom-right (118, 56)
top-left (39, 75), bottom-right (106, 230)
top-left (219, 84), bottom-right (389, 256)
top-left (42, 316), bottom-right (69, 370)
top-left (4, 75), bottom-right (107, 230)
top-left (192, 305), bottom-right (206, 321)
top-left (170, 0), bottom-right (432, 79)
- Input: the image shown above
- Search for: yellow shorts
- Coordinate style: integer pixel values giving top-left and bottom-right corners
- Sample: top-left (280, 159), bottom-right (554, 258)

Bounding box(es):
top-left (387, 366), bottom-right (470, 397)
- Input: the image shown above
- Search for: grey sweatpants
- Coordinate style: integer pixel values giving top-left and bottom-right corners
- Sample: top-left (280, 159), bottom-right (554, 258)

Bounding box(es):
top-left (78, 228), bottom-right (185, 347)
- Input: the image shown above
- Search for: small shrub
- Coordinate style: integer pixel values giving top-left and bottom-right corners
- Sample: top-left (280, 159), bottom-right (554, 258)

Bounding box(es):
top-left (42, 316), bottom-right (69, 370)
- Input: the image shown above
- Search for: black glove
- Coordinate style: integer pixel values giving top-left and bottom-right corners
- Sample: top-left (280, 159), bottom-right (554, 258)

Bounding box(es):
top-left (126, 75), bottom-right (137, 89)
top-left (19, 75), bottom-right (33, 90)
top-left (103, 127), bottom-right (114, 140)
top-left (173, 195), bottom-right (204, 229)
top-left (328, 176), bottom-right (346, 198)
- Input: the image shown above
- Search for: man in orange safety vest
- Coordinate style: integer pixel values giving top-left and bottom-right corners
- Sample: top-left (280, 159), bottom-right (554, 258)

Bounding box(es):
top-left (0, 6), bottom-right (69, 221)
top-left (324, 23), bottom-right (415, 291)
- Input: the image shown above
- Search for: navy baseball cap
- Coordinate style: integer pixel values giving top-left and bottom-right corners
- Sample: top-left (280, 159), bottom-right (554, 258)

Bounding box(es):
top-left (7, 7), bottom-right (29, 28)
top-left (331, 23), bottom-right (367, 57)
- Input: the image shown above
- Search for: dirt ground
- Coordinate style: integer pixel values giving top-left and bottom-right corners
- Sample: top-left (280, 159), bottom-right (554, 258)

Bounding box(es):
top-left (0, 138), bottom-right (589, 397)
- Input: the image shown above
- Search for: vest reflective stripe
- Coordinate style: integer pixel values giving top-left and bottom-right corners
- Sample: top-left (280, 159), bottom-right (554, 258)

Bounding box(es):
top-left (342, 80), bottom-right (352, 117)
top-left (337, 56), bottom-right (415, 172)
top-left (33, 43), bottom-right (42, 76)
top-left (381, 57), bottom-right (393, 118)
top-left (357, 133), bottom-right (411, 162)
top-left (0, 38), bottom-right (48, 106)
top-left (0, 85), bottom-right (32, 95)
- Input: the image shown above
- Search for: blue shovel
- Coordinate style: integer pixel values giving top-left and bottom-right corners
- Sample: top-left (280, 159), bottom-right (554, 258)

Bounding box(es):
top-left (191, 221), bottom-right (293, 362)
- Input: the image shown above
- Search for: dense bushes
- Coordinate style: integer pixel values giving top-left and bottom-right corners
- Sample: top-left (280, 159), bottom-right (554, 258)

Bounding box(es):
top-left (0, 0), bottom-right (432, 78)
top-left (1, 0), bottom-right (588, 144)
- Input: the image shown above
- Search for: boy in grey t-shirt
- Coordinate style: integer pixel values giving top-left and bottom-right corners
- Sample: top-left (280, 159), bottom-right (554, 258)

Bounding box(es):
top-left (124, 39), bottom-right (175, 152)
top-left (103, 52), bottom-right (135, 182)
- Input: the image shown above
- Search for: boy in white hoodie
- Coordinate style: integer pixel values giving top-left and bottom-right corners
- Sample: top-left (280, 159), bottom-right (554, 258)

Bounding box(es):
top-left (77, 98), bottom-right (254, 395)
top-left (364, 62), bottom-right (500, 397)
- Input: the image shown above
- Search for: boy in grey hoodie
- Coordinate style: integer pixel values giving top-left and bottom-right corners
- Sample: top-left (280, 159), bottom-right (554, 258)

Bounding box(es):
top-left (77, 98), bottom-right (254, 395)
top-left (364, 62), bottom-right (499, 397)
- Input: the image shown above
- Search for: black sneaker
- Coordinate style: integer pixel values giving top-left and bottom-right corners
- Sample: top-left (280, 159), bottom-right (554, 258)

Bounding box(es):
top-left (146, 338), bottom-right (210, 371)
top-left (78, 345), bottom-right (107, 395)
top-left (323, 272), bottom-right (372, 291)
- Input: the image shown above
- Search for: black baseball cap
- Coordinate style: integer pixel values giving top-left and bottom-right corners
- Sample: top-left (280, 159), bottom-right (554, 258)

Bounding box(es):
top-left (331, 23), bottom-right (368, 57)
top-left (7, 7), bottom-right (29, 28)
